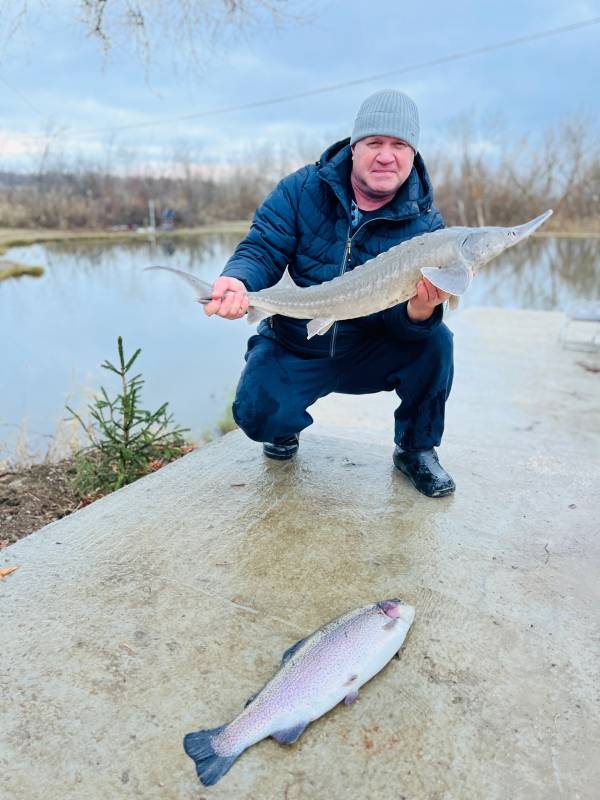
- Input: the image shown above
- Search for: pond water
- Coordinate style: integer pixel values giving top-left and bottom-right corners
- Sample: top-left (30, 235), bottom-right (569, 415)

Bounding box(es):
top-left (1, 233), bottom-right (599, 462)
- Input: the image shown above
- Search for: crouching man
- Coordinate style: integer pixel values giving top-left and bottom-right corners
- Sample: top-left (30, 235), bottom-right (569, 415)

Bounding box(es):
top-left (205, 89), bottom-right (455, 498)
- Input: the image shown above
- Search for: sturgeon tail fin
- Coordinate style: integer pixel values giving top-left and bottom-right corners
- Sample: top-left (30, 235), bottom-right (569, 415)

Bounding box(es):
top-left (183, 724), bottom-right (239, 786)
top-left (145, 266), bottom-right (213, 304)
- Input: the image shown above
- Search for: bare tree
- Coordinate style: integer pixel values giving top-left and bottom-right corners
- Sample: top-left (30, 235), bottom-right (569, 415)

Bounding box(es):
top-left (0, 0), bottom-right (300, 72)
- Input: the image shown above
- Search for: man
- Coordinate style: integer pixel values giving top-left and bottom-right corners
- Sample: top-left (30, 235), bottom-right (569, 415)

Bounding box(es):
top-left (205, 89), bottom-right (455, 497)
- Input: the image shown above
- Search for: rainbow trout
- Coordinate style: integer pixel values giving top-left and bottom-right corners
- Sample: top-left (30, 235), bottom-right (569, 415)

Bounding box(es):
top-left (183, 598), bottom-right (415, 786)
top-left (147, 210), bottom-right (552, 338)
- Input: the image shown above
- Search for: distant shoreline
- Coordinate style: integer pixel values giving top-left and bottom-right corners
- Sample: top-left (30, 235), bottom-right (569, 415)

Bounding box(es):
top-left (0, 221), bottom-right (251, 256)
top-left (0, 222), bottom-right (252, 277)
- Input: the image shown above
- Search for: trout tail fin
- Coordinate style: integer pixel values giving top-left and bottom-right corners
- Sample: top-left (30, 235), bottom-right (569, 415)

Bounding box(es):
top-left (183, 724), bottom-right (239, 786)
top-left (145, 266), bottom-right (213, 304)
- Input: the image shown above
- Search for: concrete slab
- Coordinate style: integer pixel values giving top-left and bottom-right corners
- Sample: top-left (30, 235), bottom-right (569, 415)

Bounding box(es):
top-left (1, 308), bottom-right (599, 800)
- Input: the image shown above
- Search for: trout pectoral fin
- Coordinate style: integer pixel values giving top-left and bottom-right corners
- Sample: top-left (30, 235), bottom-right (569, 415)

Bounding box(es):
top-left (247, 306), bottom-right (271, 325)
top-left (421, 263), bottom-right (472, 295)
top-left (271, 721), bottom-right (309, 745)
top-left (344, 689), bottom-right (359, 705)
top-left (306, 318), bottom-right (335, 338)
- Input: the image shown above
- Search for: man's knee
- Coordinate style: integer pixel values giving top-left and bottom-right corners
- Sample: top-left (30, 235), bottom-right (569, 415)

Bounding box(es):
top-left (232, 383), bottom-right (280, 442)
top-left (233, 383), bottom-right (308, 442)
top-left (422, 323), bottom-right (453, 365)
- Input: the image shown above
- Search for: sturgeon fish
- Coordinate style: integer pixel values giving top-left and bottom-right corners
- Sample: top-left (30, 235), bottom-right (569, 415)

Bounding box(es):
top-left (147, 210), bottom-right (552, 338)
top-left (183, 598), bottom-right (415, 786)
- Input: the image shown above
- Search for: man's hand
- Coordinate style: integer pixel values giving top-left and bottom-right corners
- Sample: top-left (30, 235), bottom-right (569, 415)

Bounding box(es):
top-left (204, 276), bottom-right (249, 319)
top-left (407, 277), bottom-right (450, 322)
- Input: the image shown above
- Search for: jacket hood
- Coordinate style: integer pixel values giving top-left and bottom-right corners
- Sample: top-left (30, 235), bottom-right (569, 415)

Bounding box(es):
top-left (317, 137), bottom-right (434, 219)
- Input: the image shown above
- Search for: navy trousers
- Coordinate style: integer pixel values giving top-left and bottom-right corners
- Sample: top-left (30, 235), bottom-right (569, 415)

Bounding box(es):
top-left (232, 325), bottom-right (454, 450)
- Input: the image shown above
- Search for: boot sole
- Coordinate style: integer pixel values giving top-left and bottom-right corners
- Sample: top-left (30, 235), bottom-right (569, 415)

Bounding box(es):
top-left (393, 458), bottom-right (455, 498)
top-left (263, 446), bottom-right (299, 461)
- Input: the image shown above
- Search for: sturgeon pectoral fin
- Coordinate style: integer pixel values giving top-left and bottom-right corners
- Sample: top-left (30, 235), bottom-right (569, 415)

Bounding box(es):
top-left (421, 263), bottom-right (472, 295)
top-left (281, 638), bottom-right (306, 666)
top-left (306, 318), bottom-right (335, 338)
top-left (246, 306), bottom-right (271, 325)
top-left (271, 721), bottom-right (309, 745)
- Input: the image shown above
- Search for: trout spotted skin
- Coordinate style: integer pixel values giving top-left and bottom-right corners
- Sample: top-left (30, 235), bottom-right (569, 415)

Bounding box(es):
top-left (183, 598), bottom-right (415, 786)
top-left (147, 210), bottom-right (552, 338)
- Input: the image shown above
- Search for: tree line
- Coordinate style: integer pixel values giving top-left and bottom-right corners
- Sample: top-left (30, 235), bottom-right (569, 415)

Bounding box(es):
top-left (0, 117), bottom-right (597, 232)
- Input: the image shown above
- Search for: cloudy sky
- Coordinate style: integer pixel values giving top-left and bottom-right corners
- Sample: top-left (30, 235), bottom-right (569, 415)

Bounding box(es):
top-left (1, 0), bottom-right (599, 171)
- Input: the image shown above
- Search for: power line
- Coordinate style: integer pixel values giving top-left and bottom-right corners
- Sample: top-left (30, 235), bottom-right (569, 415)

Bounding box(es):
top-left (14, 15), bottom-right (600, 142)
top-left (0, 72), bottom-right (45, 118)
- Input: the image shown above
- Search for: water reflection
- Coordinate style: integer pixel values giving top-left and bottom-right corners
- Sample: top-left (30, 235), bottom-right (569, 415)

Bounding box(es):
top-left (463, 237), bottom-right (600, 311)
top-left (0, 234), bottom-right (598, 462)
top-left (0, 233), bottom-right (249, 462)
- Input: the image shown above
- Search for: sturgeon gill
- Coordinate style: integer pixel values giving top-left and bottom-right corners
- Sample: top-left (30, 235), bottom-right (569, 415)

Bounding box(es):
top-left (147, 210), bottom-right (552, 338)
top-left (183, 598), bottom-right (415, 786)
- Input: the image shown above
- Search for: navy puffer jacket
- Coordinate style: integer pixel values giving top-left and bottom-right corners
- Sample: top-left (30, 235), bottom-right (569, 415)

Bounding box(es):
top-left (222, 138), bottom-right (445, 357)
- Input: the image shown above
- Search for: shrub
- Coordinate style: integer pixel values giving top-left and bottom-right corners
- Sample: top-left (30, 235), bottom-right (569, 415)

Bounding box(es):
top-left (67, 337), bottom-right (190, 498)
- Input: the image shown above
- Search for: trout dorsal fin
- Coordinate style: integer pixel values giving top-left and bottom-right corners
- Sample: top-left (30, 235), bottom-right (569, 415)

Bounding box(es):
top-left (281, 637), bottom-right (306, 665)
top-left (421, 263), bottom-right (472, 296)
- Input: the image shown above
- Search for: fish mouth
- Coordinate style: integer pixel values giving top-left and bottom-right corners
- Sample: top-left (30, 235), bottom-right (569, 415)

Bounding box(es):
top-left (377, 599), bottom-right (414, 621)
top-left (508, 209), bottom-right (553, 245)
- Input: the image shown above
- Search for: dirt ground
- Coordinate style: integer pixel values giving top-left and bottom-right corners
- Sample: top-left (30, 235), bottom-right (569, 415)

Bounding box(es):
top-left (0, 445), bottom-right (198, 549)
top-left (0, 461), bottom-right (81, 548)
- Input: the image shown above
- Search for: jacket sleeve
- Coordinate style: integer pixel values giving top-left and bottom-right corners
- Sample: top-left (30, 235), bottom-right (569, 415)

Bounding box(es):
top-left (220, 171), bottom-right (303, 293)
top-left (381, 205), bottom-right (446, 341)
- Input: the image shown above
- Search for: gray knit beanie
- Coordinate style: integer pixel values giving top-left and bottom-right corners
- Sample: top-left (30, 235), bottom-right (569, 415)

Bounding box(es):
top-left (350, 89), bottom-right (420, 151)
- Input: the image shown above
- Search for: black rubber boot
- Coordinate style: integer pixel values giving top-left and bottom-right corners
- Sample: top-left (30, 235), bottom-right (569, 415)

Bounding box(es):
top-left (263, 434), bottom-right (300, 461)
top-left (393, 446), bottom-right (455, 497)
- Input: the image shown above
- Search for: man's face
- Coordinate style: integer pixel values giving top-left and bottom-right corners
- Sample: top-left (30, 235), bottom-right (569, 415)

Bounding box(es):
top-left (351, 135), bottom-right (415, 198)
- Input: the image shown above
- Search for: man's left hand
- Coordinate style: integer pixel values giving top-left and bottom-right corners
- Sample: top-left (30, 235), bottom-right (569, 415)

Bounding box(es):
top-left (407, 277), bottom-right (450, 322)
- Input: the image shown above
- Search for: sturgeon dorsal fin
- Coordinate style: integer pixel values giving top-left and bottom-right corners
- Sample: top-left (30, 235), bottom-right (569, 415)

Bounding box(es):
top-left (306, 318), bottom-right (335, 338)
top-left (275, 266), bottom-right (297, 289)
top-left (421, 263), bottom-right (472, 295)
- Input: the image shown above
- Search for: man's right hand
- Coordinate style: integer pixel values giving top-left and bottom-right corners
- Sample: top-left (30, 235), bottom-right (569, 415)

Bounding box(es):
top-left (204, 276), bottom-right (249, 319)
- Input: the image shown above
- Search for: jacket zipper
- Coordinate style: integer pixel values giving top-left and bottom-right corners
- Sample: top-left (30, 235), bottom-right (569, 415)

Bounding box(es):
top-left (327, 210), bottom-right (420, 357)
top-left (329, 227), bottom-right (352, 357)
top-left (328, 216), bottom-right (394, 357)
